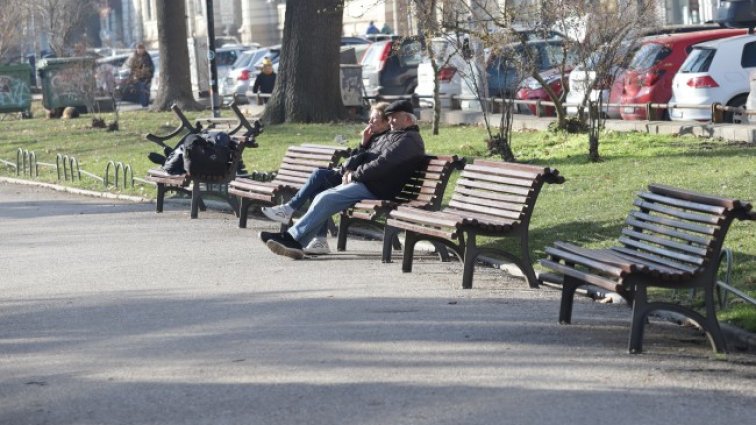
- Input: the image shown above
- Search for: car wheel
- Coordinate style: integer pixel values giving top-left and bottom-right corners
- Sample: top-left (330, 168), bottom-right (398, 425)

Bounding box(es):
top-left (724, 94), bottom-right (748, 124)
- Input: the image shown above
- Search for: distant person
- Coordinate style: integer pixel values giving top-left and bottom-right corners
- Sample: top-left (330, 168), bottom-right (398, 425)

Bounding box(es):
top-left (126, 43), bottom-right (154, 108)
top-left (366, 20), bottom-right (379, 35)
top-left (380, 23), bottom-right (392, 34)
top-left (252, 58), bottom-right (276, 105)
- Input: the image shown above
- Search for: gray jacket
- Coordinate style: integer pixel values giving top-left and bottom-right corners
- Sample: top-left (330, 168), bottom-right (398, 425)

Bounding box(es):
top-left (349, 125), bottom-right (425, 200)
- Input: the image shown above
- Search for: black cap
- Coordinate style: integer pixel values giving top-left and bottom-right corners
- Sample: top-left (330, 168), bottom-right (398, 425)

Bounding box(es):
top-left (385, 99), bottom-right (414, 115)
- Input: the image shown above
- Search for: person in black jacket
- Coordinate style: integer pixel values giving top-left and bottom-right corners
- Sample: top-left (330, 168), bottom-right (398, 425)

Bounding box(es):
top-left (260, 102), bottom-right (391, 254)
top-left (252, 58), bottom-right (276, 104)
top-left (261, 99), bottom-right (425, 260)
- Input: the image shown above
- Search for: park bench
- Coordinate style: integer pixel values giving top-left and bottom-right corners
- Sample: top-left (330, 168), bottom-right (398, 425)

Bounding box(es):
top-left (336, 154), bottom-right (463, 261)
top-left (539, 184), bottom-right (754, 354)
top-left (228, 144), bottom-right (351, 229)
top-left (386, 160), bottom-right (564, 289)
top-left (144, 103), bottom-right (261, 219)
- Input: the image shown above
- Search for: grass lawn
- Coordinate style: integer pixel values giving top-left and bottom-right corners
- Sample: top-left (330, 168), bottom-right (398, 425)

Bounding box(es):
top-left (1, 105), bottom-right (754, 330)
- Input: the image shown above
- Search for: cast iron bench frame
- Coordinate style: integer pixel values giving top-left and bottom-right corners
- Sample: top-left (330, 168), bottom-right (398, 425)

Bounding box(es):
top-left (386, 160), bottom-right (564, 289)
top-left (144, 103), bottom-right (260, 219)
top-left (539, 183), bottom-right (754, 354)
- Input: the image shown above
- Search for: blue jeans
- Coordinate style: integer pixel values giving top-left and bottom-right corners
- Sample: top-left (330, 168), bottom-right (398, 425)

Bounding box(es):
top-left (136, 80), bottom-right (151, 107)
top-left (287, 168), bottom-right (342, 237)
top-left (288, 182), bottom-right (376, 246)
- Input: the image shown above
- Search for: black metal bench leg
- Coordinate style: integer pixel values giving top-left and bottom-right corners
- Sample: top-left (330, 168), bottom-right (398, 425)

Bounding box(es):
top-left (629, 285), bottom-right (649, 354)
top-left (238, 198), bottom-right (251, 228)
top-left (518, 230), bottom-right (539, 288)
top-left (704, 286), bottom-right (728, 353)
top-left (461, 233), bottom-right (478, 289)
top-left (559, 276), bottom-right (580, 325)
top-left (337, 214), bottom-right (349, 251)
top-left (190, 183), bottom-right (201, 219)
top-left (155, 183), bottom-right (166, 213)
top-left (432, 242), bottom-right (451, 262)
top-left (382, 225), bottom-right (400, 263)
top-left (401, 231), bottom-right (419, 273)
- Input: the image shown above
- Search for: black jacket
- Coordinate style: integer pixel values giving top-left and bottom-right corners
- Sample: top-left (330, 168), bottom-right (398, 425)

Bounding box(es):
top-left (349, 125), bottom-right (425, 200)
top-left (252, 72), bottom-right (276, 94)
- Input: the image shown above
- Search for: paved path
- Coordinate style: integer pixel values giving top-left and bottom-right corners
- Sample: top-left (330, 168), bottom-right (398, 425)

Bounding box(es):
top-left (0, 182), bottom-right (754, 425)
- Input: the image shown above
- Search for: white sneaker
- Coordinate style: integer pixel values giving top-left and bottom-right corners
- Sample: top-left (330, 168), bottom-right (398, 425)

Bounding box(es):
top-left (303, 237), bottom-right (331, 255)
top-left (261, 204), bottom-right (294, 224)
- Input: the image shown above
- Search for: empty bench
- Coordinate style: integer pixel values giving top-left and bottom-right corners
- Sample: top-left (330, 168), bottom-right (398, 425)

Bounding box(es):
top-left (228, 144), bottom-right (350, 229)
top-left (539, 183), bottom-right (754, 354)
top-left (387, 160), bottom-right (564, 289)
top-left (337, 154), bottom-right (463, 260)
top-left (145, 103), bottom-right (261, 218)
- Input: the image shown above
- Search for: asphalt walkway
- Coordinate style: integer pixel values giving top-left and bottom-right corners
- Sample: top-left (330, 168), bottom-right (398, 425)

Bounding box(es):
top-left (1, 182), bottom-right (754, 425)
top-left (0, 183), bottom-right (756, 425)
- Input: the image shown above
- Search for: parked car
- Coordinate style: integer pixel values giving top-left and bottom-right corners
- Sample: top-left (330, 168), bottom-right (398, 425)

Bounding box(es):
top-left (515, 66), bottom-right (571, 116)
top-left (565, 41), bottom-right (640, 119)
top-left (361, 37), bottom-right (424, 98)
top-left (414, 37), bottom-right (469, 108)
top-left (669, 34), bottom-right (756, 123)
top-left (486, 39), bottom-right (569, 98)
top-left (714, 0), bottom-right (756, 29)
top-left (220, 48), bottom-right (271, 103)
top-left (95, 53), bottom-right (130, 96)
top-left (747, 70), bottom-right (756, 124)
top-left (619, 29), bottom-right (746, 120)
top-left (214, 45), bottom-right (246, 79)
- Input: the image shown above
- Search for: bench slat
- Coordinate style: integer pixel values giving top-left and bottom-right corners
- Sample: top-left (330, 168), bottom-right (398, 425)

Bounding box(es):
top-left (638, 191), bottom-right (726, 215)
top-left (386, 218), bottom-right (458, 240)
top-left (625, 216), bottom-right (712, 245)
top-left (451, 192), bottom-right (527, 214)
top-left (460, 170), bottom-right (536, 188)
top-left (633, 199), bottom-right (723, 225)
top-left (649, 183), bottom-right (749, 210)
top-left (390, 208), bottom-right (462, 228)
top-left (539, 259), bottom-right (622, 292)
top-left (618, 236), bottom-right (706, 266)
top-left (621, 228), bottom-right (709, 257)
top-left (448, 199), bottom-right (523, 220)
top-left (609, 247), bottom-right (699, 275)
top-left (456, 178), bottom-right (532, 196)
top-left (545, 247), bottom-right (627, 277)
top-left (467, 161), bottom-right (546, 178)
top-left (629, 211), bottom-right (716, 235)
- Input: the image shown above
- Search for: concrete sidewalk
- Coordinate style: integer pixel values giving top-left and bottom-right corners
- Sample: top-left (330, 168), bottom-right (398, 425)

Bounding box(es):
top-left (0, 182), bottom-right (754, 425)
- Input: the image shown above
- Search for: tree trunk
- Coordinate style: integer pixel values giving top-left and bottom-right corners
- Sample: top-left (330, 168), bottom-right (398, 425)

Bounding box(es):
top-left (152, 0), bottom-right (203, 111)
top-left (263, 0), bottom-right (346, 124)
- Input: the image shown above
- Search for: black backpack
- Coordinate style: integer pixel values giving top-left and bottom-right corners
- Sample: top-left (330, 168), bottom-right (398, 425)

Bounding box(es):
top-left (182, 132), bottom-right (234, 179)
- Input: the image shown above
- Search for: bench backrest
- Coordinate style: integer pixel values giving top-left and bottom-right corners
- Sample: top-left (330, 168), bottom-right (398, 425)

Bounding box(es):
top-left (614, 183), bottom-right (753, 278)
top-left (393, 154), bottom-right (462, 209)
top-left (447, 159), bottom-right (563, 223)
top-left (271, 144), bottom-right (350, 188)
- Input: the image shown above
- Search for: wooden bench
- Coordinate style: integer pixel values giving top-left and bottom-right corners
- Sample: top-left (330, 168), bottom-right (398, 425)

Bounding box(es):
top-left (386, 160), bottom-right (564, 289)
top-left (539, 184), bottom-right (754, 354)
top-left (228, 144), bottom-right (351, 229)
top-left (336, 154), bottom-right (463, 261)
top-left (144, 103), bottom-right (261, 219)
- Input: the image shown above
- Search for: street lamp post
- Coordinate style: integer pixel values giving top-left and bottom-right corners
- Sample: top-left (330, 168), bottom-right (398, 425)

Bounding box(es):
top-left (206, 0), bottom-right (220, 117)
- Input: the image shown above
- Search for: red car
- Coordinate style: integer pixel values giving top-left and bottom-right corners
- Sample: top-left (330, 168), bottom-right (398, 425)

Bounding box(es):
top-left (620, 29), bottom-right (746, 120)
top-left (515, 67), bottom-right (570, 116)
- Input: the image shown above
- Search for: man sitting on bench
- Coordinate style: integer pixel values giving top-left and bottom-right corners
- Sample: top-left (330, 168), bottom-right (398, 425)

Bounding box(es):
top-left (259, 102), bottom-right (390, 254)
top-left (260, 99), bottom-right (426, 259)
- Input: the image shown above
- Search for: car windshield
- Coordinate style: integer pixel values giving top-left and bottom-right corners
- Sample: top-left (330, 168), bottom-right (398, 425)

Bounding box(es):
top-left (216, 50), bottom-right (239, 66)
top-left (680, 47), bottom-right (716, 73)
top-left (232, 51), bottom-right (255, 69)
top-left (628, 43), bottom-right (672, 70)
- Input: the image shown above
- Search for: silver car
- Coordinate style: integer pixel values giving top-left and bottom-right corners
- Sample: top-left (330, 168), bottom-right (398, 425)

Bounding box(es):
top-left (220, 47), bottom-right (280, 104)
